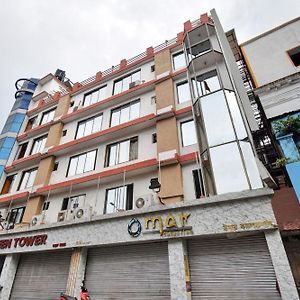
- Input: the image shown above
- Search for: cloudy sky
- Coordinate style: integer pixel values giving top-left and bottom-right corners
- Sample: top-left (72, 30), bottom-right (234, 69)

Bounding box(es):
top-left (0, 0), bottom-right (299, 131)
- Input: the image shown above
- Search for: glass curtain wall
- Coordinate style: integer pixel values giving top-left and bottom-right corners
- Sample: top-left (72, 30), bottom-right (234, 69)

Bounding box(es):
top-left (184, 22), bottom-right (262, 195)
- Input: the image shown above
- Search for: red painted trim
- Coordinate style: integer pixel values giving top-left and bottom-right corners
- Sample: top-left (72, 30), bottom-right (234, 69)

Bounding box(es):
top-left (0, 192), bottom-right (29, 204)
top-left (5, 153), bottom-right (42, 172)
top-left (17, 120), bottom-right (56, 141)
top-left (49, 113), bottom-right (156, 154)
top-left (178, 152), bottom-right (198, 163)
top-left (175, 106), bottom-right (192, 116)
top-left (63, 80), bottom-right (156, 122)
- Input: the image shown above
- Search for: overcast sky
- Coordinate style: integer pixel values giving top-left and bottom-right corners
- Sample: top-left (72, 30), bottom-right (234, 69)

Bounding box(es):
top-left (0, 0), bottom-right (299, 131)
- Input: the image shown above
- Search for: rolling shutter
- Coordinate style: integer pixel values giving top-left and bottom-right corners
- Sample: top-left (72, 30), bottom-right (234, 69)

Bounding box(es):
top-left (10, 250), bottom-right (71, 300)
top-left (188, 234), bottom-right (281, 300)
top-left (85, 242), bottom-right (171, 299)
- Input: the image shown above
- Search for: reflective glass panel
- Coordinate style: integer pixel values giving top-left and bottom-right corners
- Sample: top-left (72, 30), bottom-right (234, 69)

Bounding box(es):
top-left (181, 120), bottom-right (197, 147)
top-left (130, 101), bottom-right (140, 120)
top-left (177, 81), bottom-right (191, 103)
top-left (119, 140), bottom-right (130, 163)
top-left (173, 52), bottom-right (186, 70)
top-left (85, 150), bottom-right (96, 172)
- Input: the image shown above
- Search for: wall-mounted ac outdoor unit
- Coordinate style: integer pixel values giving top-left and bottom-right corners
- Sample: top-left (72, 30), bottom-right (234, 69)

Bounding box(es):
top-left (57, 211), bottom-right (67, 222)
top-left (74, 205), bottom-right (92, 220)
top-left (134, 194), bottom-right (155, 209)
top-left (31, 214), bottom-right (45, 226)
top-left (129, 80), bottom-right (141, 89)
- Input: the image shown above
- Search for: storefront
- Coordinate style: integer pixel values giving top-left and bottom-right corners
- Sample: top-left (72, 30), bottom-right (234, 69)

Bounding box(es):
top-left (0, 189), bottom-right (298, 300)
top-left (10, 250), bottom-right (71, 300)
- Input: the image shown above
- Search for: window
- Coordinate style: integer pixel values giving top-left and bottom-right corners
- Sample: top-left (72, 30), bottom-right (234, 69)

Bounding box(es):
top-left (83, 85), bottom-right (107, 107)
top-left (30, 135), bottom-right (47, 155)
top-left (192, 169), bottom-right (205, 198)
top-left (113, 70), bottom-right (141, 95)
top-left (187, 39), bottom-right (211, 62)
top-left (0, 137), bottom-right (15, 160)
top-left (176, 81), bottom-right (191, 103)
top-left (18, 168), bottom-right (37, 190)
top-left (104, 184), bottom-right (133, 214)
top-left (1, 113), bottom-right (25, 134)
top-left (61, 194), bottom-right (86, 211)
top-left (192, 69), bottom-right (220, 97)
top-left (7, 206), bottom-right (25, 228)
top-left (1, 174), bottom-right (16, 195)
top-left (110, 100), bottom-right (140, 127)
top-left (53, 162), bottom-right (59, 171)
top-left (76, 114), bottom-right (103, 139)
top-left (16, 142), bottom-right (28, 160)
top-left (42, 201), bottom-right (50, 211)
top-left (25, 116), bottom-right (37, 131)
top-left (105, 137), bottom-right (138, 167)
top-left (62, 130), bottom-right (67, 137)
top-left (287, 46), bottom-right (300, 67)
top-left (181, 120), bottom-right (197, 147)
top-left (67, 150), bottom-right (97, 177)
top-left (151, 65), bottom-right (155, 72)
top-left (152, 133), bottom-right (157, 143)
top-left (40, 108), bottom-right (56, 125)
top-left (173, 51), bottom-right (186, 70)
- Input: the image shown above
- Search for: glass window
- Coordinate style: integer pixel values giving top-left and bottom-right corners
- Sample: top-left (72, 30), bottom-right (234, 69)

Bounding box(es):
top-left (30, 135), bottom-right (47, 155)
top-left (210, 142), bottom-right (249, 194)
top-left (105, 184), bottom-right (133, 214)
top-left (287, 46), bottom-right (300, 67)
top-left (1, 174), bottom-right (16, 195)
top-left (105, 137), bottom-right (138, 167)
top-left (201, 90), bottom-right (235, 147)
top-left (192, 70), bottom-right (221, 98)
top-left (1, 113), bottom-right (25, 134)
top-left (62, 194), bottom-right (86, 211)
top-left (18, 168), bottom-right (37, 190)
top-left (181, 120), bottom-right (197, 147)
top-left (113, 70), bottom-right (141, 95)
top-left (177, 81), bottom-right (191, 103)
top-left (40, 108), bottom-right (56, 125)
top-left (67, 150), bottom-right (97, 177)
top-left (110, 100), bottom-right (140, 127)
top-left (0, 137), bottom-right (15, 160)
top-left (173, 51), bottom-right (186, 70)
top-left (7, 206), bottom-right (25, 228)
top-left (83, 85), bottom-right (107, 107)
top-left (192, 169), bottom-right (205, 198)
top-left (76, 114), bottom-right (103, 139)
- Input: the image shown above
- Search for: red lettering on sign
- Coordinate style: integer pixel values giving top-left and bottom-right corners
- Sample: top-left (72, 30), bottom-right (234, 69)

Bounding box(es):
top-left (1, 234), bottom-right (48, 250)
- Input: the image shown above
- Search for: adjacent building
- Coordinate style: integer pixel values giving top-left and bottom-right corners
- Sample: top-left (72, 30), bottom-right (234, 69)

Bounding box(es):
top-left (240, 16), bottom-right (300, 295)
top-left (0, 10), bottom-right (298, 300)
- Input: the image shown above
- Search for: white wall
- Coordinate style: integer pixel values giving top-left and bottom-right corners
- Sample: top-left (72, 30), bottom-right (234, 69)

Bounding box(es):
top-left (242, 19), bottom-right (300, 87)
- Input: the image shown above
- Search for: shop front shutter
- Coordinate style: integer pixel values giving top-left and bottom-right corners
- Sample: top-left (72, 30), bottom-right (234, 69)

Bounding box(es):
top-left (85, 242), bottom-right (170, 299)
top-left (10, 250), bottom-right (71, 300)
top-left (188, 234), bottom-right (281, 300)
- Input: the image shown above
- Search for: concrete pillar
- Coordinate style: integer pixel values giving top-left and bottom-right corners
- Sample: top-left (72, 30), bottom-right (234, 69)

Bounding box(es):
top-left (66, 248), bottom-right (87, 299)
top-left (0, 254), bottom-right (20, 300)
top-left (168, 240), bottom-right (191, 300)
top-left (265, 230), bottom-right (299, 300)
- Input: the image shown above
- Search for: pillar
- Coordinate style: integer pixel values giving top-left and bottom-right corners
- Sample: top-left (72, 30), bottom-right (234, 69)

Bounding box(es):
top-left (168, 240), bottom-right (191, 300)
top-left (66, 248), bottom-right (87, 299)
top-left (265, 230), bottom-right (299, 300)
top-left (0, 254), bottom-right (20, 300)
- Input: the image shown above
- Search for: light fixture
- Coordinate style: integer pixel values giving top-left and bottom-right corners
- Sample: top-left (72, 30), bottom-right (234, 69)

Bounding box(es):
top-left (149, 178), bottom-right (161, 193)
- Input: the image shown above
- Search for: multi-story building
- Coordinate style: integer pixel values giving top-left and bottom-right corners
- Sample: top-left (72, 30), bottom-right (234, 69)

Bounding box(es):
top-left (0, 10), bottom-right (298, 300)
top-left (240, 16), bottom-right (300, 294)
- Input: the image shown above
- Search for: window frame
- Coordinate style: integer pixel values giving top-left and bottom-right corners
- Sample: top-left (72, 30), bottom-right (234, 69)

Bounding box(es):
top-left (61, 194), bottom-right (86, 211)
top-left (66, 149), bottom-right (97, 177)
top-left (192, 169), bottom-right (205, 198)
top-left (75, 113), bottom-right (103, 139)
top-left (105, 136), bottom-right (138, 167)
top-left (181, 119), bottom-right (197, 147)
top-left (104, 184), bottom-right (133, 214)
top-left (18, 168), bottom-right (38, 190)
top-left (287, 45), bottom-right (300, 67)
top-left (172, 51), bottom-right (186, 70)
top-left (30, 134), bottom-right (48, 155)
top-left (110, 99), bottom-right (140, 127)
top-left (1, 174), bottom-right (16, 195)
top-left (7, 206), bottom-right (25, 227)
top-left (112, 69), bottom-right (141, 95)
top-left (40, 108), bottom-right (56, 126)
top-left (83, 85), bottom-right (107, 107)
top-left (176, 80), bottom-right (191, 104)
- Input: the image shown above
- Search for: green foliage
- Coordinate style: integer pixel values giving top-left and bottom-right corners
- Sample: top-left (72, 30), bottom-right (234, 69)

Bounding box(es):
top-left (275, 157), bottom-right (289, 167)
top-left (273, 115), bottom-right (300, 136)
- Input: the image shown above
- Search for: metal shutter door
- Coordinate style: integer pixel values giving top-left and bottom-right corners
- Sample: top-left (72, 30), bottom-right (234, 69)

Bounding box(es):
top-left (85, 242), bottom-right (171, 299)
top-left (10, 250), bottom-right (71, 300)
top-left (188, 234), bottom-right (281, 300)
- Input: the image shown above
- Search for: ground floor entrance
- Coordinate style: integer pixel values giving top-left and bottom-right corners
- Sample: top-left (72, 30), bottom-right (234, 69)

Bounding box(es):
top-left (9, 250), bottom-right (71, 300)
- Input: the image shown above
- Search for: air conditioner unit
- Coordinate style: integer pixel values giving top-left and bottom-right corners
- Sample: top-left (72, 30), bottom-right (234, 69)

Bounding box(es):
top-left (31, 214), bottom-right (45, 226)
top-left (134, 194), bottom-right (155, 209)
top-left (74, 206), bottom-right (92, 220)
top-left (57, 211), bottom-right (67, 222)
top-left (0, 208), bottom-right (8, 220)
top-left (72, 106), bottom-right (79, 112)
top-left (129, 80), bottom-right (141, 89)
